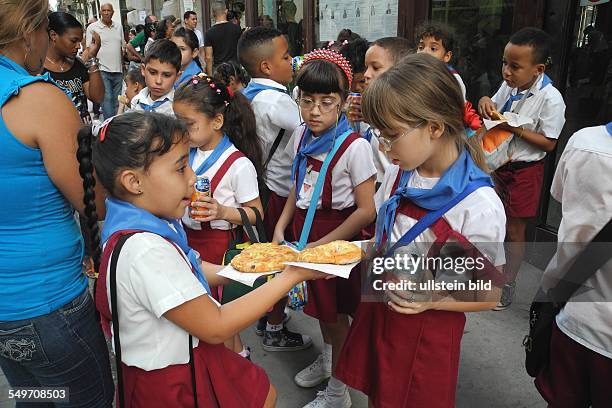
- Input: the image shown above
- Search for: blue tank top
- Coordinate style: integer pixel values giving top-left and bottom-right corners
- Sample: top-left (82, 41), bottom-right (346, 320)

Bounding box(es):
top-left (0, 55), bottom-right (86, 321)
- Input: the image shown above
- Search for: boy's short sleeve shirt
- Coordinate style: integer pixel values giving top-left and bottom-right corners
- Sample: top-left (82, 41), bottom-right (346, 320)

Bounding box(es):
top-left (491, 75), bottom-right (566, 162)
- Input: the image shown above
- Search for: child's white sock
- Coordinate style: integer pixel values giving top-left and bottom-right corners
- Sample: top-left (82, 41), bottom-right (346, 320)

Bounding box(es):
top-left (238, 346), bottom-right (250, 358)
top-left (327, 376), bottom-right (347, 396)
top-left (323, 343), bottom-right (332, 371)
top-left (266, 322), bottom-right (283, 332)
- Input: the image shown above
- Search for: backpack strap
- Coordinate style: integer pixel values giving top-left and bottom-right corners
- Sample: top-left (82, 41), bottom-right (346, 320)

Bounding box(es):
top-left (210, 150), bottom-right (245, 195)
top-left (263, 127), bottom-right (286, 170)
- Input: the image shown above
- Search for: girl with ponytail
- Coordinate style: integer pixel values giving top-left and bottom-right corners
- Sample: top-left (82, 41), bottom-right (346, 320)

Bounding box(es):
top-left (173, 74), bottom-right (264, 357)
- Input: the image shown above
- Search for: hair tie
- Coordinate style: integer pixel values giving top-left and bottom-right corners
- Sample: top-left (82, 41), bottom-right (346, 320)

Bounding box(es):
top-left (302, 48), bottom-right (354, 90)
top-left (93, 116), bottom-right (116, 142)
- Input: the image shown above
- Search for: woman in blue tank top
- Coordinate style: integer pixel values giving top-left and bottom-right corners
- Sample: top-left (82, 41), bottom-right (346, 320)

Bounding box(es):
top-left (0, 1), bottom-right (113, 405)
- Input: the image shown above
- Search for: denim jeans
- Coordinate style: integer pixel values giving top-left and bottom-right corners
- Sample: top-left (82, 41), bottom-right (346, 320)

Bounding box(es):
top-left (0, 290), bottom-right (114, 407)
top-left (100, 71), bottom-right (123, 118)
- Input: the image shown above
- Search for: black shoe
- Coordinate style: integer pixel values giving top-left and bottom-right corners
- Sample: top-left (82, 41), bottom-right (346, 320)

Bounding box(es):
top-left (262, 328), bottom-right (312, 352)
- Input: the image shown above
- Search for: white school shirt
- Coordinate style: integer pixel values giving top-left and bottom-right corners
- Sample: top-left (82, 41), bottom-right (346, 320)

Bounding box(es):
top-left (376, 165), bottom-right (507, 267)
top-left (105, 232), bottom-right (207, 371)
top-left (288, 125), bottom-right (377, 210)
top-left (182, 145), bottom-right (259, 230)
top-left (359, 123), bottom-right (391, 184)
top-left (249, 78), bottom-right (302, 197)
top-left (86, 20), bottom-right (125, 73)
top-left (491, 75), bottom-right (566, 162)
top-left (541, 125), bottom-right (612, 358)
top-left (130, 87), bottom-right (175, 116)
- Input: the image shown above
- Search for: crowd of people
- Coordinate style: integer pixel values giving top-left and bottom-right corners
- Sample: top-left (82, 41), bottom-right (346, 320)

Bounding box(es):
top-left (0, 0), bottom-right (610, 407)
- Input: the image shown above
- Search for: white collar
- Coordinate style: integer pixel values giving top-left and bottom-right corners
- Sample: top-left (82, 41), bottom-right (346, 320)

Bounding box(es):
top-left (251, 78), bottom-right (288, 91)
top-left (136, 87), bottom-right (175, 105)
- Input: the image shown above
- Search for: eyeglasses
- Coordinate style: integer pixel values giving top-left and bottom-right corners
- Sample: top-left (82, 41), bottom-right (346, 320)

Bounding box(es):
top-left (298, 97), bottom-right (340, 114)
top-left (376, 122), bottom-right (425, 152)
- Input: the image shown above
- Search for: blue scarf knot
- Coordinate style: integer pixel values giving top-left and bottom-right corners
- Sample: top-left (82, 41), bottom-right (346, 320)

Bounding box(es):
top-left (499, 73), bottom-right (552, 114)
top-left (291, 115), bottom-right (352, 198)
top-left (102, 198), bottom-right (211, 293)
top-left (189, 134), bottom-right (232, 176)
top-left (375, 150), bottom-right (493, 247)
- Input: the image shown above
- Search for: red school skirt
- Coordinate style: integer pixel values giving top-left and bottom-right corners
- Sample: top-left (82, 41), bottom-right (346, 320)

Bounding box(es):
top-left (120, 340), bottom-right (270, 407)
top-left (186, 225), bottom-right (234, 300)
top-left (335, 302), bottom-right (466, 408)
top-left (494, 160), bottom-right (545, 218)
top-left (292, 207), bottom-right (362, 323)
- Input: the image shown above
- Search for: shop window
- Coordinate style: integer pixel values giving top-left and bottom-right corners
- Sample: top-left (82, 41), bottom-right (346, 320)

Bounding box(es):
top-left (546, 1), bottom-right (611, 228)
top-left (315, 1), bottom-right (399, 47)
top-left (430, 0), bottom-right (515, 105)
top-left (255, 1), bottom-right (304, 56)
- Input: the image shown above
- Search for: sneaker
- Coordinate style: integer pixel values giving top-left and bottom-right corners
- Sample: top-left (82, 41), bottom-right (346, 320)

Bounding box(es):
top-left (493, 281), bottom-right (516, 311)
top-left (302, 388), bottom-right (351, 408)
top-left (262, 327), bottom-right (312, 352)
top-left (255, 313), bottom-right (292, 336)
top-left (294, 354), bottom-right (332, 388)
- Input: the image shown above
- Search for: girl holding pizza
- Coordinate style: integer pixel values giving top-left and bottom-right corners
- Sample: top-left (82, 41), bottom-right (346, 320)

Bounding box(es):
top-left (335, 53), bottom-right (507, 408)
top-left (272, 49), bottom-right (377, 408)
top-left (76, 111), bottom-right (331, 407)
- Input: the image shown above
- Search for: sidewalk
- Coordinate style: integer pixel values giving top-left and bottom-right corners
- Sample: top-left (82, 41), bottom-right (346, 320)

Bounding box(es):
top-left (1, 262), bottom-right (547, 407)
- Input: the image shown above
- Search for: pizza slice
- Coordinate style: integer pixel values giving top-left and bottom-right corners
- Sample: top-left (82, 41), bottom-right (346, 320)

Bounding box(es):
top-left (230, 243), bottom-right (298, 273)
top-left (297, 240), bottom-right (363, 265)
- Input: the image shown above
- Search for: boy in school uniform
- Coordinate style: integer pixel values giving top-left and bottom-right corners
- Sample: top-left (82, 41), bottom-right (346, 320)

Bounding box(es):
top-left (237, 26), bottom-right (312, 352)
top-left (415, 22), bottom-right (467, 101)
top-left (348, 37), bottom-right (412, 187)
top-left (478, 27), bottom-right (566, 309)
top-left (131, 39), bottom-right (181, 116)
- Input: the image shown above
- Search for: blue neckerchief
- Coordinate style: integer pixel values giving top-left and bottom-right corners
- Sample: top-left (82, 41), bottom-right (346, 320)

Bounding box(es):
top-left (101, 198), bottom-right (211, 294)
top-left (363, 127), bottom-right (373, 143)
top-left (241, 80), bottom-right (288, 102)
top-left (375, 149), bottom-right (493, 247)
top-left (291, 114), bottom-right (352, 198)
top-left (175, 60), bottom-right (202, 89)
top-left (499, 74), bottom-right (552, 114)
top-left (189, 134), bottom-right (232, 176)
top-left (139, 98), bottom-right (171, 112)
top-left (606, 122), bottom-right (612, 136)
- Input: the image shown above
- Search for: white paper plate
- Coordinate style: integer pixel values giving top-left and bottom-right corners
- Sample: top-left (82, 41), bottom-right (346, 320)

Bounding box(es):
top-left (217, 264), bottom-right (278, 287)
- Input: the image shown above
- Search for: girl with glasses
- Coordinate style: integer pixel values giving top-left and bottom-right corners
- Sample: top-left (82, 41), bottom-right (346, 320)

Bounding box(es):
top-left (273, 49), bottom-right (377, 408)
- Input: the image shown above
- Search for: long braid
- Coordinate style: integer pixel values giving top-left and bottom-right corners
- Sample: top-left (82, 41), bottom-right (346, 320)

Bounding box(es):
top-left (76, 126), bottom-right (101, 273)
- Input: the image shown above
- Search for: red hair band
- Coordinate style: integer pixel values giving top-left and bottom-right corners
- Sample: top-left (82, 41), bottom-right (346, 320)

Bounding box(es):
top-left (302, 48), bottom-right (354, 90)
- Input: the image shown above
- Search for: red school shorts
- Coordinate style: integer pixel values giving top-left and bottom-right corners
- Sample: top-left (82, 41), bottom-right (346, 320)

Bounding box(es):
top-left (494, 160), bottom-right (545, 218)
top-left (535, 321), bottom-right (612, 408)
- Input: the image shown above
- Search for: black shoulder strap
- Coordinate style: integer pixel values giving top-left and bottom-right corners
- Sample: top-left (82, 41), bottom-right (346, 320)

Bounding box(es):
top-left (110, 232), bottom-right (199, 408)
top-left (109, 233), bottom-right (136, 408)
top-left (263, 127), bottom-right (286, 169)
top-left (549, 217), bottom-right (612, 304)
top-left (250, 206), bottom-right (267, 242)
top-left (237, 207), bottom-right (258, 243)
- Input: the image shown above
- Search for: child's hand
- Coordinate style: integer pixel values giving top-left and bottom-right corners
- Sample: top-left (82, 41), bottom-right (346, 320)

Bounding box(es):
top-left (478, 96), bottom-right (496, 120)
top-left (272, 229), bottom-right (285, 244)
top-left (191, 196), bottom-right (227, 222)
top-left (283, 265), bottom-right (336, 281)
top-left (347, 96), bottom-right (363, 123)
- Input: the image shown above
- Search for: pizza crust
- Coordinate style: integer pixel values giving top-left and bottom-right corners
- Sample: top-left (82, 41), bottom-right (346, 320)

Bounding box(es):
top-left (297, 240), bottom-right (363, 265)
top-left (230, 243), bottom-right (298, 273)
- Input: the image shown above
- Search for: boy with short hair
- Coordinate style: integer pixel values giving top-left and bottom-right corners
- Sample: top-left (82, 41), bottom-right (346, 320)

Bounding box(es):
top-left (348, 37), bottom-right (412, 187)
top-left (478, 27), bottom-right (566, 310)
top-left (237, 26), bottom-right (311, 353)
top-left (131, 39), bottom-right (181, 116)
top-left (415, 22), bottom-right (466, 100)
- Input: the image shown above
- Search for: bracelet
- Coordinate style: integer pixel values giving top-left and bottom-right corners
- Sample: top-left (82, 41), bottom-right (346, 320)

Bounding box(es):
top-left (85, 57), bottom-right (99, 69)
top-left (516, 126), bottom-right (524, 138)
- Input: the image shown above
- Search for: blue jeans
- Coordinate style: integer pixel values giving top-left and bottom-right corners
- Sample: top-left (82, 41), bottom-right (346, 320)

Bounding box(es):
top-left (100, 71), bottom-right (123, 118)
top-left (0, 290), bottom-right (114, 407)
